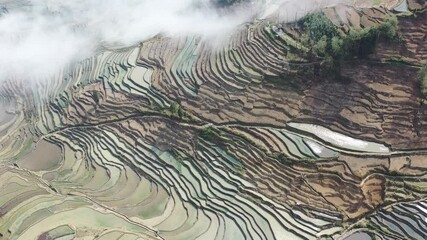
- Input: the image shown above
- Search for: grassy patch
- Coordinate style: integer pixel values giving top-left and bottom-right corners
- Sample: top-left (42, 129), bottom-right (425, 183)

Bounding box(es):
top-left (372, 0), bottom-right (381, 6)
top-left (387, 56), bottom-right (413, 65)
top-left (153, 101), bottom-right (192, 120)
top-left (199, 126), bottom-right (222, 142)
top-left (12, 136), bottom-right (35, 161)
top-left (169, 101), bottom-right (188, 119)
top-left (276, 153), bottom-right (314, 166)
top-left (419, 64), bottom-right (427, 97)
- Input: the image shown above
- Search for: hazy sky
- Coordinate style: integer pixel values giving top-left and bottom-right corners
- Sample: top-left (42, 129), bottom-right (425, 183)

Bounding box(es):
top-left (0, 0), bottom-right (345, 82)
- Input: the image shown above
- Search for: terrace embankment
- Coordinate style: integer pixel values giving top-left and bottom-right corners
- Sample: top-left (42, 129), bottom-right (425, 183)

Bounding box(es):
top-left (295, 62), bottom-right (427, 150)
top-left (1, 2), bottom-right (427, 240)
top-left (135, 11), bottom-right (427, 151)
top-left (376, 10), bottom-right (427, 64)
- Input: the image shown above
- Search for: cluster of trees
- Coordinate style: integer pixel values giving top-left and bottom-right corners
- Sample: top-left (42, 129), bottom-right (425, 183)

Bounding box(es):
top-left (170, 101), bottom-right (186, 119)
top-left (299, 12), bottom-right (427, 97)
top-left (200, 126), bottom-right (221, 142)
top-left (300, 12), bottom-right (399, 78)
top-left (302, 12), bottom-right (399, 58)
top-left (300, 13), bottom-right (339, 57)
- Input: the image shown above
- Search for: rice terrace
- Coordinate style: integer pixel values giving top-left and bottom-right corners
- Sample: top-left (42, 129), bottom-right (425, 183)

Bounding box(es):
top-left (0, 0), bottom-right (427, 239)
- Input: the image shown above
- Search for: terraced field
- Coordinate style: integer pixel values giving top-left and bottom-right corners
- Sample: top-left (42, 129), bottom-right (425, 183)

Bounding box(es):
top-left (1, 1), bottom-right (427, 240)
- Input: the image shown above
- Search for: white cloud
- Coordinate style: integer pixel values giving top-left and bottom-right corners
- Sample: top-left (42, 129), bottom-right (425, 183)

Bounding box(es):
top-left (0, 0), bottom-right (345, 82)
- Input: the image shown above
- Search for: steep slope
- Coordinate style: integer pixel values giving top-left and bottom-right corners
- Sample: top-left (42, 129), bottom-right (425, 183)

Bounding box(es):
top-left (1, 2), bottom-right (427, 240)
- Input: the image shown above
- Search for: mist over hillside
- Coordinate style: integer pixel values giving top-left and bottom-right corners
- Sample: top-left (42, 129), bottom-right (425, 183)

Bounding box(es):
top-left (0, 0), bottom-right (343, 81)
top-left (1, 0), bottom-right (427, 239)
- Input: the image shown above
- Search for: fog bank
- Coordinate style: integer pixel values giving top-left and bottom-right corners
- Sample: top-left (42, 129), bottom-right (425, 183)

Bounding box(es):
top-left (0, 0), bottom-right (347, 82)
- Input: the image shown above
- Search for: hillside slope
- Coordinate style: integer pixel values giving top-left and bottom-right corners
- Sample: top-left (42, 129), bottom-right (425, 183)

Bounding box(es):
top-left (0, 1), bottom-right (427, 239)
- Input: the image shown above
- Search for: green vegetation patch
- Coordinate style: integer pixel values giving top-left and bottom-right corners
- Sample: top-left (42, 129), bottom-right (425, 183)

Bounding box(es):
top-left (301, 13), bottom-right (398, 58)
top-left (340, 16), bottom-right (399, 58)
top-left (299, 12), bottom-right (339, 57)
top-left (302, 13), bottom-right (339, 45)
top-left (154, 101), bottom-right (192, 120)
top-left (419, 64), bottom-right (427, 97)
top-left (299, 13), bottom-right (399, 79)
top-left (199, 126), bottom-right (222, 142)
top-left (38, 225), bottom-right (75, 240)
top-left (372, 0), bottom-right (381, 6)
top-left (276, 153), bottom-right (314, 166)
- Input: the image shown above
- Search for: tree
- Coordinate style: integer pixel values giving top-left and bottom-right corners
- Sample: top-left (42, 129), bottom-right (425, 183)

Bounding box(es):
top-left (91, 91), bottom-right (100, 105)
top-left (378, 16), bottom-right (398, 40)
top-left (200, 127), bottom-right (221, 142)
top-left (170, 102), bottom-right (180, 116)
top-left (178, 107), bottom-right (184, 119)
top-left (314, 36), bottom-right (328, 56)
top-left (302, 12), bottom-right (338, 43)
top-left (331, 36), bottom-right (344, 56)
